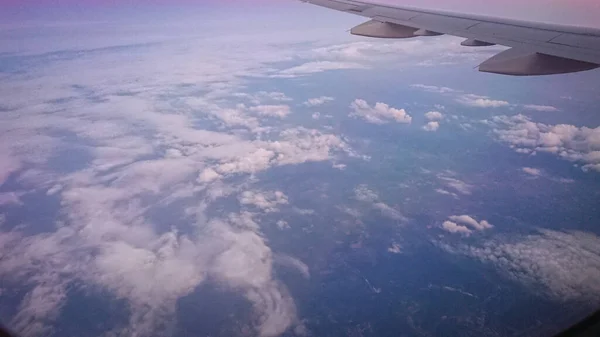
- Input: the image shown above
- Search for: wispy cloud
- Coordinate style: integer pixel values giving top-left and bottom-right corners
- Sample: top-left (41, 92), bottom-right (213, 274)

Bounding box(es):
top-left (249, 105), bottom-right (292, 118)
top-left (437, 172), bottom-right (474, 195)
top-left (411, 84), bottom-right (458, 94)
top-left (456, 94), bottom-right (510, 108)
top-left (0, 16), bottom-right (363, 336)
top-left (276, 61), bottom-right (367, 78)
top-left (441, 229), bottom-right (600, 303)
top-left (354, 185), bottom-right (407, 221)
top-left (303, 96), bottom-right (334, 107)
top-left (523, 104), bottom-right (559, 112)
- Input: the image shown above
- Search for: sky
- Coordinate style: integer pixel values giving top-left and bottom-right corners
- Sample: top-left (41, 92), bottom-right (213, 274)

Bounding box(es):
top-left (2, 0), bottom-right (600, 26)
top-left (0, 1), bottom-right (600, 337)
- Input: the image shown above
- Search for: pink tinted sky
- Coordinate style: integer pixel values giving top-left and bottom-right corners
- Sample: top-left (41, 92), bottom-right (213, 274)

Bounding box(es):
top-left (1, 0), bottom-right (599, 26)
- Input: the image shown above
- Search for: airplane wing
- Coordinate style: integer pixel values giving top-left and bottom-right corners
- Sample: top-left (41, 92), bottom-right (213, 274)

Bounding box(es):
top-left (301, 0), bottom-right (600, 76)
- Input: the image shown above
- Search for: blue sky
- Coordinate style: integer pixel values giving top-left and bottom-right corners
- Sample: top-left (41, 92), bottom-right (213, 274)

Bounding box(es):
top-left (1, 2), bottom-right (600, 337)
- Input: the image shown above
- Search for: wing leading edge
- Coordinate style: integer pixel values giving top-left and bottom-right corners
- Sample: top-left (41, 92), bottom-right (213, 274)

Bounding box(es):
top-left (302, 0), bottom-right (600, 76)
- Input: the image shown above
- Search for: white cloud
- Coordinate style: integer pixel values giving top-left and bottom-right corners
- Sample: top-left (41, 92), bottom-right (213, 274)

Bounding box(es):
top-left (292, 207), bottom-right (315, 216)
top-left (350, 99), bottom-right (412, 125)
top-left (492, 114), bottom-right (600, 172)
top-left (197, 167), bottom-right (222, 183)
top-left (422, 121), bottom-right (440, 132)
top-left (0, 155), bottom-right (21, 187)
top-left (437, 173), bottom-right (473, 195)
top-left (354, 184), bottom-right (379, 203)
top-left (274, 255), bottom-right (310, 279)
top-left (276, 61), bottom-right (366, 77)
top-left (522, 167), bottom-right (542, 176)
top-left (307, 39), bottom-right (497, 66)
top-left (0, 23), bottom-right (359, 336)
top-left (239, 190), bottom-right (289, 213)
top-left (276, 220), bottom-right (290, 230)
top-left (448, 215), bottom-right (493, 231)
top-left (457, 94), bottom-right (510, 108)
top-left (304, 96), bottom-right (334, 107)
top-left (234, 91), bottom-right (293, 104)
top-left (523, 104), bottom-right (559, 112)
top-left (387, 242), bottom-right (402, 254)
top-left (0, 192), bottom-right (24, 206)
top-left (435, 188), bottom-right (458, 198)
top-left (249, 105), bottom-right (291, 118)
top-left (354, 185), bottom-right (406, 221)
top-left (424, 111), bottom-right (444, 121)
top-left (411, 84), bottom-right (457, 94)
top-left (444, 229), bottom-right (600, 303)
top-left (0, 8), bottom-right (533, 336)
top-left (11, 278), bottom-right (67, 337)
top-left (442, 221), bottom-right (472, 235)
top-left (373, 202), bottom-right (406, 221)
top-left (209, 128), bottom-right (350, 177)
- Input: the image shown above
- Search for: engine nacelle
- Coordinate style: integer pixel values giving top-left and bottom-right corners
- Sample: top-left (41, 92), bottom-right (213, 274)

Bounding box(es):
top-left (351, 20), bottom-right (418, 39)
top-left (479, 47), bottom-right (599, 76)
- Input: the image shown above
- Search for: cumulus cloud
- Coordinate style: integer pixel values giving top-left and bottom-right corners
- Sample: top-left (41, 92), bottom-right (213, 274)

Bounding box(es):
top-left (276, 220), bottom-right (290, 230)
top-left (387, 242), bottom-right (402, 254)
top-left (443, 229), bottom-right (600, 303)
top-left (456, 94), bottom-right (510, 108)
top-left (492, 114), bottom-right (600, 172)
top-left (423, 121), bottom-right (440, 132)
top-left (209, 128), bottom-right (350, 177)
top-left (303, 96), bottom-right (334, 107)
top-left (197, 167), bottom-right (222, 183)
top-left (276, 61), bottom-right (366, 77)
top-left (524, 104), bottom-right (560, 112)
top-left (447, 215), bottom-right (493, 231)
top-left (442, 221), bottom-right (472, 235)
top-left (239, 190), bottom-right (289, 213)
top-left (350, 99), bottom-right (412, 124)
top-left (424, 111), bottom-right (444, 121)
top-left (522, 167), bottom-right (542, 176)
top-left (249, 105), bottom-right (291, 118)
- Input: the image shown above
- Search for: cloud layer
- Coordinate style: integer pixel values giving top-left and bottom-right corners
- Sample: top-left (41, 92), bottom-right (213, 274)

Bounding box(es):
top-left (444, 230), bottom-right (600, 304)
top-left (0, 13), bottom-right (360, 336)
